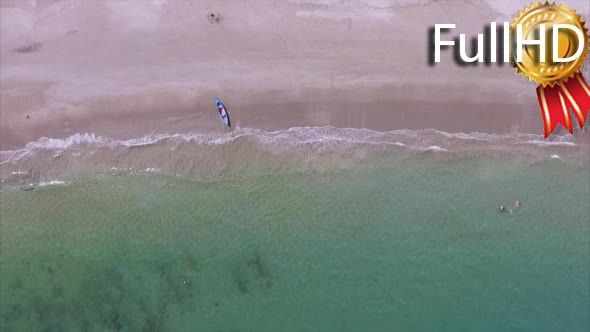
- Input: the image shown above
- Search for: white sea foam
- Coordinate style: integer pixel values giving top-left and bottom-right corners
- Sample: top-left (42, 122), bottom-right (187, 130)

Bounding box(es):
top-left (550, 154), bottom-right (561, 159)
top-left (37, 180), bottom-right (67, 187)
top-left (141, 168), bottom-right (161, 173)
top-left (0, 126), bottom-right (586, 184)
top-left (426, 146), bottom-right (446, 152)
top-left (0, 126), bottom-right (582, 165)
top-left (525, 140), bottom-right (576, 146)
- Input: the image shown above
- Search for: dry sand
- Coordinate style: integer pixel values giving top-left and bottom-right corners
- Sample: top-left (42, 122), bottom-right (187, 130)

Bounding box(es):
top-left (1, 0), bottom-right (589, 150)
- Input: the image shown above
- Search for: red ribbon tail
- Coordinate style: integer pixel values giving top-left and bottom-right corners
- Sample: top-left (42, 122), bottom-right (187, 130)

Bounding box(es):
top-left (559, 73), bottom-right (590, 130)
top-left (536, 73), bottom-right (590, 138)
top-left (536, 84), bottom-right (573, 138)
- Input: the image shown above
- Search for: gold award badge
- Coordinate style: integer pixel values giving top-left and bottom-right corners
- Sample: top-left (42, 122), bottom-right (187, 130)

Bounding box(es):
top-left (511, 1), bottom-right (590, 137)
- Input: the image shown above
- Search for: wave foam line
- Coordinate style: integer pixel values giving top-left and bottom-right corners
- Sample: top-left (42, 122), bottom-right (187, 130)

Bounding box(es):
top-left (0, 126), bottom-right (580, 163)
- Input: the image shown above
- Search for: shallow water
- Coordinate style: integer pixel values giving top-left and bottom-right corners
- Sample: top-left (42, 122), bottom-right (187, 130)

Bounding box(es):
top-left (1, 127), bottom-right (588, 184)
top-left (1, 154), bottom-right (589, 331)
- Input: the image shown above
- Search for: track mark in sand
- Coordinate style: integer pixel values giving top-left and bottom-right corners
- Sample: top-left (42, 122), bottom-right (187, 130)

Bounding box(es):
top-left (13, 42), bottom-right (42, 53)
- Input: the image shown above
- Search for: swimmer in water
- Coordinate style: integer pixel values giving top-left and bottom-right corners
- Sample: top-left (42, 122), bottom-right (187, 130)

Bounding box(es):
top-left (514, 200), bottom-right (521, 210)
top-left (498, 205), bottom-right (513, 215)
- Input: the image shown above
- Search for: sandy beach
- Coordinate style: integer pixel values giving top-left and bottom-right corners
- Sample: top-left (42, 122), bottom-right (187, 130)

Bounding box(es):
top-left (1, 2), bottom-right (590, 331)
top-left (2, 0), bottom-right (588, 150)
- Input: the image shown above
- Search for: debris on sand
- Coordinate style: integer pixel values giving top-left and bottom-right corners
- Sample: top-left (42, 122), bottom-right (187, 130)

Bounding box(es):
top-left (13, 42), bottom-right (42, 53)
top-left (207, 12), bottom-right (223, 24)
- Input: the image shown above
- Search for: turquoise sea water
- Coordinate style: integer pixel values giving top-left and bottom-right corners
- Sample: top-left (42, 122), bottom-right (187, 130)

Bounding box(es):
top-left (1, 152), bottom-right (589, 331)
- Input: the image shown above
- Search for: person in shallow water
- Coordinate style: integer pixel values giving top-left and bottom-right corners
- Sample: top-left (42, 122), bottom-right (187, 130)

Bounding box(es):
top-left (499, 201), bottom-right (521, 215)
top-left (498, 205), bottom-right (513, 215)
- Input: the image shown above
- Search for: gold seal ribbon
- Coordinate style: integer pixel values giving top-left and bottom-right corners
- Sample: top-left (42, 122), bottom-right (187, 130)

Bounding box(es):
top-left (511, 1), bottom-right (590, 137)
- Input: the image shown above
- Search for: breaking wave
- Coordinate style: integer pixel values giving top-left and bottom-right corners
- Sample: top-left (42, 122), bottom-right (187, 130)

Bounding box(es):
top-left (1, 126), bottom-right (587, 184)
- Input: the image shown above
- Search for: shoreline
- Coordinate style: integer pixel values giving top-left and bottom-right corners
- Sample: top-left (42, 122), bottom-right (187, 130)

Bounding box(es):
top-left (3, 81), bottom-right (589, 151)
top-left (1, 125), bottom-right (588, 186)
